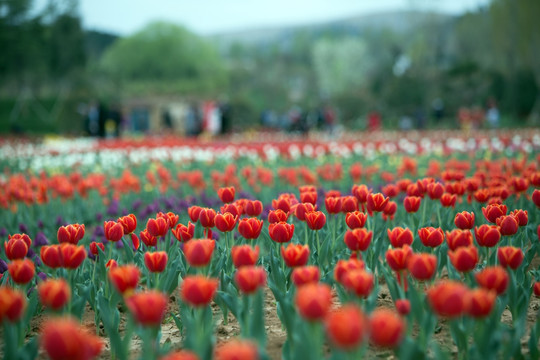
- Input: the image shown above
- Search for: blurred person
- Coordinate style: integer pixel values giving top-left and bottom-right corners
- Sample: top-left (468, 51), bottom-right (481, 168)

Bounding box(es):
top-left (98, 101), bottom-right (108, 138)
top-left (367, 111), bottom-right (382, 131)
top-left (432, 98), bottom-right (444, 123)
top-left (220, 102), bottom-right (232, 134)
top-left (185, 103), bottom-right (202, 137)
top-left (399, 115), bottom-right (413, 131)
top-left (86, 101), bottom-right (99, 136)
top-left (486, 98), bottom-right (500, 128)
top-left (203, 100), bottom-right (221, 136)
top-left (162, 108), bottom-right (173, 130)
top-left (323, 105), bottom-right (336, 134)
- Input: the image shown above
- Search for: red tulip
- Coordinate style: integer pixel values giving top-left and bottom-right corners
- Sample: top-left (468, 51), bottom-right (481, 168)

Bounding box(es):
top-left (395, 299), bottom-right (411, 316)
top-left (474, 225), bottom-right (501, 247)
top-left (108, 264), bottom-right (141, 295)
top-left (439, 193), bottom-right (457, 207)
top-left (118, 214), bottom-right (137, 235)
top-left (426, 182), bottom-right (444, 199)
top-left (448, 246), bottom-right (478, 273)
top-left (188, 206), bottom-right (203, 222)
top-left (57, 224), bottom-right (85, 244)
top-left (41, 317), bottom-right (103, 360)
top-left (445, 229), bottom-right (473, 251)
top-left (158, 212), bottom-right (179, 229)
top-left (403, 196), bottom-right (421, 213)
top-left (89, 242), bottom-right (105, 256)
top-left (497, 246), bottom-right (524, 269)
top-left (126, 290), bottom-right (168, 326)
top-left (482, 203), bottom-right (507, 223)
top-left (385, 245), bottom-right (412, 272)
top-left (534, 282), bottom-right (540, 297)
top-left (300, 190), bottom-right (317, 205)
top-left (183, 239), bottom-right (215, 267)
top-left (244, 200), bottom-right (263, 217)
top-left (532, 189), bottom-right (540, 208)
top-left (144, 251), bottom-right (168, 273)
top-left (366, 193), bottom-right (389, 212)
top-left (8, 258), bottom-right (35, 284)
top-left (368, 309), bottom-right (405, 348)
top-left (426, 281), bottom-right (470, 318)
top-left (467, 288), bottom-right (496, 318)
top-left (340, 196), bottom-right (358, 213)
top-left (344, 229), bottom-right (372, 252)
top-left (382, 201), bottom-right (397, 220)
top-left (215, 339), bottom-right (259, 360)
top-left (387, 227), bottom-right (413, 248)
top-left (510, 209), bottom-right (528, 227)
top-left (281, 243), bottom-right (309, 267)
top-left (106, 259), bottom-right (118, 269)
top-left (231, 245), bottom-right (259, 268)
top-left (40, 245), bottom-right (63, 268)
top-left (407, 253), bottom-right (437, 281)
top-left (238, 218), bottom-right (264, 239)
top-left (140, 229), bottom-right (158, 247)
top-left (345, 211), bottom-right (368, 229)
top-left (215, 212), bottom-right (238, 233)
top-left (454, 211), bottom-right (474, 229)
top-left (181, 275), bottom-right (218, 307)
top-left (0, 286), bottom-right (26, 323)
top-left (495, 215), bottom-right (519, 236)
top-left (325, 304), bottom-right (367, 350)
top-left (293, 203), bottom-right (317, 222)
top-left (235, 266), bottom-right (266, 294)
top-left (291, 266), bottom-right (320, 286)
top-left (3, 235), bottom-right (30, 260)
top-left (334, 258), bottom-right (365, 283)
top-left (342, 269), bottom-right (374, 298)
top-left (60, 243), bottom-right (87, 269)
top-left (218, 186), bottom-right (235, 203)
top-left (268, 209), bottom-right (289, 224)
top-left (38, 278), bottom-right (71, 310)
top-left (104, 221), bottom-right (124, 242)
top-left (268, 222), bottom-right (295, 243)
top-left (172, 222), bottom-right (195, 243)
top-left (475, 266), bottom-right (509, 295)
top-left (418, 227), bottom-right (444, 248)
top-left (198, 208), bottom-right (216, 228)
top-left (295, 283), bottom-right (333, 321)
top-left (325, 196), bottom-right (342, 214)
top-left (161, 350), bottom-right (200, 360)
top-left (305, 211), bottom-right (326, 230)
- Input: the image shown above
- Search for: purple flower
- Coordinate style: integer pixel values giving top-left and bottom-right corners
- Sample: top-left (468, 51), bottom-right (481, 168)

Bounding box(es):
top-left (0, 227), bottom-right (7, 238)
top-left (34, 232), bottom-right (49, 247)
top-left (19, 223), bottom-right (28, 233)
top-left (37, 220), bottom-right (44, 229)
top-left (38, 272), bottom-right (47, 281)
top-left (55, 216), bottom-right (65, 227)
top-left (0, 259), bottom-right (7, 273)
top-left (96, 213), bottom-right (103, 222)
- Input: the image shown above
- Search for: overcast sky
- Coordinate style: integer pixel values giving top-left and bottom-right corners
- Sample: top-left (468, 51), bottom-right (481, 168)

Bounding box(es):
top-left (76, 0), bottom-right (490, 35)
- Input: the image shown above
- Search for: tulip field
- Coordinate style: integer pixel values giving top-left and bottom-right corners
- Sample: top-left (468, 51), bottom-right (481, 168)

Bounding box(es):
top-left (1, 129), bottom-right (540, 360)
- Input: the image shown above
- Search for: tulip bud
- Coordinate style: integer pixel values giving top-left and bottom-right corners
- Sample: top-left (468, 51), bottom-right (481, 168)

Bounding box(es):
top-left (395, 299), bottom-right (411, 316)
top-left (118, 214), bottom-right (137, 235)
top-left (218, 187), bottom-right (235, 203)
top-left (183, 239), bottom-right (215, 267)
top-left (0, 286), bottom-right (26, 323)
top-left (268, 209), bottom-right (289, 224)
top-left (235, 266), bottom-right (266, 294)
top-left (403, 196), bottom-right (421, 213)
top-left (146, 217), bottom-right (169, 238)
top-left (445, 229), bottom-right (473, 251)
top-left (341, 269), bottom-right (374, 298)
top-left (407, 253), bottom-right (437, 280)
top-left (144, 251), bottom-right (168, 273)
top-left (231, 245), bottom-right (259, 268)
top-left (41, 317), bottom-right (103, 360)
top-left (126, 290), bottom-right (168, 326)
top-left (295, 283), bottom-right (332, 321)
top-left (305, 211), bottom-right (326, 230)
top-left (448, 246), bottom-right (478, 273)
top-left (345, 211), bottom-right (368, 229)
top-left (108, 264), bottom-right (141, 294)
top-left (344, 229), bottom-right (372, 252)
top-left (38, 278), bottom-right (71, 310)
top-left (172, 222), bottom-right (195, 243)
top-left (237, 218), bottom-right (264, 240)
top-left (475, 266), bottom-right (509, 295)
top-left (57, 224), bottom-right (85, 244)
top-left (104, 221), bottom-right (124, 242)
top-left (368, 309), bottom-right (405, 348)
top-left (334, 258), bottom-right (365, 283)
top-left (325, 304), bottom-right (367, 350)
top-left (454, 211), bottom-right (474, 230)
top-left (8, 258), bottom-right (35, 284)
top-left (268, 222), bottom-right (295, 243)
top-left (281, 243), bottom-right (309, 268)
top-left (291, 265), bottom-right (320, 286)
top-left (215, 212), bottom-right (238, 233)
top-left (495, 215), bottom-right (519, 236)
top-left (387, 227), bottom-right (413, 248)
top-left (215, 339), bottom-right (259, 360)
top-left (181, 275), bottom-right (218, 307)
top-left (497, 246), bottom-right (523, 269)
top-left (474, 225), bottom-right (501, 247)
top-left (418, 227), bottom-right (444, 248)
top-left (426, 281), bottom-right (470, 318)
top-left (244, 200), bottom-right (263, 217)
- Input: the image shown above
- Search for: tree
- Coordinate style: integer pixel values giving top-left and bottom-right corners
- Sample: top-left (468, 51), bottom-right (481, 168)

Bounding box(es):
top-left (100, 21), bottom-right (227, 95)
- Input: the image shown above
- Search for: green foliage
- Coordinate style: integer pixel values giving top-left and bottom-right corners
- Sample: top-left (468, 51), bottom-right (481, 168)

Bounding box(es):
top-left (100, 21), bottom-right (227, 95)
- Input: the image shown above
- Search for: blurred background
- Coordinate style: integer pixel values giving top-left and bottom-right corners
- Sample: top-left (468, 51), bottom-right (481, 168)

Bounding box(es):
top-left (0, 0), bottom-right (539, 136)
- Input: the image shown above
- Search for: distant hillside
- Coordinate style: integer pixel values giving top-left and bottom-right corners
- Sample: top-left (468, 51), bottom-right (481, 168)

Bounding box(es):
top-left (209, 10), bottom-right (454, 46)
